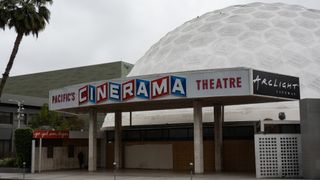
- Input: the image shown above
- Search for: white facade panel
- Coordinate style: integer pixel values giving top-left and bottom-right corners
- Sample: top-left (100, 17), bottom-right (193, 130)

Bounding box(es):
top-left (187, 69), bottom-right (250, 98)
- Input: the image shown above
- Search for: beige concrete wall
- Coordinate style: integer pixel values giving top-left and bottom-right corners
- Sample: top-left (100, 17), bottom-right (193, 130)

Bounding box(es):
top-left (125, 144), bottom-right (173, 169)
top-left (35, 146), bottom-right (88, 171)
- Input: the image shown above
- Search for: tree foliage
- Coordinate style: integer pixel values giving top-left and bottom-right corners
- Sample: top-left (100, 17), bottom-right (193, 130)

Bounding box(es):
top-left (0, 0), bottom-right (53, 36)
top-left (14, 128), bottom-right (32, 168)
top-left (30, 104), bottom-right (85, 130)
top-left (0, 0), bottom-right (53, 98)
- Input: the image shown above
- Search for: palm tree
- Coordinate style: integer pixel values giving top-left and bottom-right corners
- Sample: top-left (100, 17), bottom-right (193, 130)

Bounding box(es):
top-left (0, 0), bottom-right (52, 98)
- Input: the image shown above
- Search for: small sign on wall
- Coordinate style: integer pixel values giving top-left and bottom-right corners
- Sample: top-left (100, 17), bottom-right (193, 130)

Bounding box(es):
top-left (33, 130), bottom-right (69, 139)
top-left (252, 70), bottom-right (300, 99)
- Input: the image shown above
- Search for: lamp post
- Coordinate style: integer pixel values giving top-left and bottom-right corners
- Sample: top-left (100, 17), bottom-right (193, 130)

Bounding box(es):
top-left (9, 99), bottom-right (24, 128)
top-left (189, 162), bottom-right (193, 180)
top-left (22, 161), bottom-right (26, 179)
top-left (113, 162), bottom-right (117, 180)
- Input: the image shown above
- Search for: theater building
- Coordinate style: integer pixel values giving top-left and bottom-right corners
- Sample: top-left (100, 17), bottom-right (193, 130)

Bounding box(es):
top-left (2, 2), bottom-right (320, 179)
top-left (49, 67), bottom-right (301, 175)
top-left (49, 2), bottom-right (320, 179)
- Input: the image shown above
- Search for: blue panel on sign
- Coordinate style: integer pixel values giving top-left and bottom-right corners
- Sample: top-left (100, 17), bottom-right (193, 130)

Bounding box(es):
top-left (88, 85), bottom-right (96, 103)
top-left (136, 79), bottom-right (150, 99)
top-left (109, 82), bottom-right (121, 101)
top-left (171, 76), bottom-right (187, 97)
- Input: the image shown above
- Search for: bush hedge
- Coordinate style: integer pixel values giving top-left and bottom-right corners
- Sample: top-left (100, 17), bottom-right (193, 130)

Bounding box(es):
top-left (0, 157), bottom-right (16, 167)
top-left (14, 128), bottom-right (32, 168)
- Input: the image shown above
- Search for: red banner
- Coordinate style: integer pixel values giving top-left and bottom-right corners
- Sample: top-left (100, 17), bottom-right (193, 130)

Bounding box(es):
top-left (33, 130), bottom-right (69, 139)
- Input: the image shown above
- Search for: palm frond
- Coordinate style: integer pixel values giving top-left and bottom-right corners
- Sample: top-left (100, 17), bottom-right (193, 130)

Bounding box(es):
top-left (1, 0), bottom-right (52, 36)
top-left (38, 6), bottom-right (50, 22)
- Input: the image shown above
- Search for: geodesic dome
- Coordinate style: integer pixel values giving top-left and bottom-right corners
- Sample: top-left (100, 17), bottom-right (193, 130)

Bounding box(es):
top-left (103, 2), bottom-right (320, 128)
top-left (129, 2), bottom-right (320, 99)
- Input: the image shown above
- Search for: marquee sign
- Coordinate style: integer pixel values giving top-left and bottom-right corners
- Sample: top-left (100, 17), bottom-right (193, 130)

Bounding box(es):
top-left (33, 130), bottom-right (69, 139)
top-left (49, 68), bottom-right (300, 111)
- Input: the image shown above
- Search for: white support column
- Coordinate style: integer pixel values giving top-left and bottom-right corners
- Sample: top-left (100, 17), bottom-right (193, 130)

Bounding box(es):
top-left (38, 138), bottom-right (42, 173)
top-left (260, 120), bottom-right (265, 133)
top-left (214, 105), bottom-right (224, 172)
top-left (114, 111), bottom-right (122, 169)
top-left (88, 110), bottom-right (97, 171)
top-left (193, 101), bottom-right (204, 174)
top-left (31, 140), bottom-right (35, 173)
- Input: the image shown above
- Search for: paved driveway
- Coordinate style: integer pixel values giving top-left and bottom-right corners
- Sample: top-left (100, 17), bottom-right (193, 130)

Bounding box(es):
top-left (0, 170), bottom-right (304, 180)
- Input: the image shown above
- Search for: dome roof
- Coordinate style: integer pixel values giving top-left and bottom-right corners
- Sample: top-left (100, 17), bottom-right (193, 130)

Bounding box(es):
top-left (129, 2), bottom-right (320, 99)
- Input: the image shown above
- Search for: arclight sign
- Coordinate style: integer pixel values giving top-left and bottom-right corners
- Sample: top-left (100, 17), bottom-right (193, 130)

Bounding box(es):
top-left (49, 68), bottom-right (300, 111)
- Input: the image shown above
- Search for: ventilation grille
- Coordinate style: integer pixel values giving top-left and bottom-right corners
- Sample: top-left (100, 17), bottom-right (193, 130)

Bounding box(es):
top-left (255, 134), bottom-right (302, 178)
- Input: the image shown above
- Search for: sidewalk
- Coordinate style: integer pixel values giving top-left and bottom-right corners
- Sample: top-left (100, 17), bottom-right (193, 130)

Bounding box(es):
top-left (0, 169), bottom-right (304, 180)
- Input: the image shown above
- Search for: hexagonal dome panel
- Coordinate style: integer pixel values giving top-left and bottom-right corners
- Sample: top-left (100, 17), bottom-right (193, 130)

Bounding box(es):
top-left (129, 2), bottom-right (320, 99)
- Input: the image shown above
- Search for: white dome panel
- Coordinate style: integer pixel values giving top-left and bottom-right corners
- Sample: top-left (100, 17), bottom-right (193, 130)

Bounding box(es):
top-left (100, 2), bottom-right (320, 128)
top-left (129, 2), bottom-right (320, 99)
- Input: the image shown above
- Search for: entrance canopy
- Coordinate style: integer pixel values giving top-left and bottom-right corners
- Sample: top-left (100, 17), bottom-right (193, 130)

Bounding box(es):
top-left (49, 67), bottom-right (300, 113)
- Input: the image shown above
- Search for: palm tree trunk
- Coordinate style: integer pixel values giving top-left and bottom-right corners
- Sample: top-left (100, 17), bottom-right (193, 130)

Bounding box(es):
top-left (0, 33), bottom-right (23, 98)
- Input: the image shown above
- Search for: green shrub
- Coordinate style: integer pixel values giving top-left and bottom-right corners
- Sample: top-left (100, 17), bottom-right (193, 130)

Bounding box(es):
top-left (0, 157), bottom-right (16, 167)
top-left (15, 128), bottom-right (32, 168)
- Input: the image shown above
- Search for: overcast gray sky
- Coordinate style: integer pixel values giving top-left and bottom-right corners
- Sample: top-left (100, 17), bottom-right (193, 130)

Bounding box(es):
top-left (1, 0), bottom-right (320, 76)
